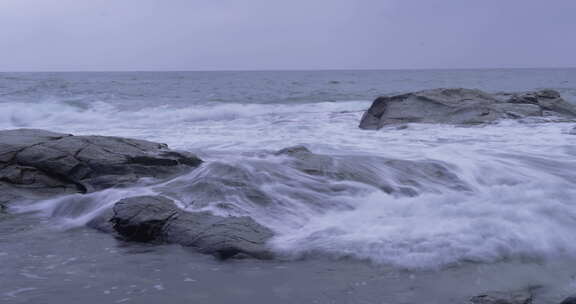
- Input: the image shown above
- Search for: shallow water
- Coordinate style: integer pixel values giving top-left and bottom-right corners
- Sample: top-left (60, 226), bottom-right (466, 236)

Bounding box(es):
top-left (2, 214), bottom-right (576, 304)
top-left (2, 69), bottom-right (576, 303)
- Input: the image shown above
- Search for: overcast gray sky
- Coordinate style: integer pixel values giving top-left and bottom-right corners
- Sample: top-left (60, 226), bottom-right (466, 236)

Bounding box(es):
top-left (1, 0), bottom-right (575, 71)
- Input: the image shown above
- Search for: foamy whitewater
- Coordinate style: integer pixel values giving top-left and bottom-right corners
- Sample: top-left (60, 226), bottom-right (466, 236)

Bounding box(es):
top-left (2, 70), bottom-right (576, 303)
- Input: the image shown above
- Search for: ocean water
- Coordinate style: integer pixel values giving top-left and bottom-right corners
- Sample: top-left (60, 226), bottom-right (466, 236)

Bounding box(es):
top-left (2, 69), bottom-right (576, 303)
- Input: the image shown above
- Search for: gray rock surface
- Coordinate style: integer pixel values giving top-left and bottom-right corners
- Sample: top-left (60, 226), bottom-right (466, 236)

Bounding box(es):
top-left (470, 290), bottom-right (533, 304)
top-left (359, 88), bottom-right (576, 129)
top-left (100, 195), bottom-right (274, 260)
top-left (507, 89), bottom-right (576, 117)
top-left (0, 129), bottom-right (202, 208)
top-left (276, 145), bottom-right (470, 195)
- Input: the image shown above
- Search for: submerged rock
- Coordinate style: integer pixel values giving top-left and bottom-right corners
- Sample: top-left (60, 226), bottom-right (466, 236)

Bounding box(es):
top-left (359, 88), bottom-right (576, 129)
top-left (0, 129), bottom-right (202, 207)
top-left (100, 195), bottom-right (274, 260)
top-left (277, 145), bottom-right (470, 195)
top-left (470, 290), bottom-right (533, 304)
top-left (275, 145), bottom-right (312, 156)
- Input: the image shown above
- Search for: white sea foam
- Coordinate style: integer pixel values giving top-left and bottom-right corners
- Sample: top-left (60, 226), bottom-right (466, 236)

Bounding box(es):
top-left (272, 180), bottom-right (576, 268)
top-left (0, 98), bottom-right (368, 149)
top-left (4, 91), bottom-right (576, 269)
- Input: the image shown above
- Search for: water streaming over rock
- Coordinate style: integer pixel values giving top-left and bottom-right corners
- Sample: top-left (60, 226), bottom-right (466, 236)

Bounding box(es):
top-left (2, 69), bottom-right (576, 303)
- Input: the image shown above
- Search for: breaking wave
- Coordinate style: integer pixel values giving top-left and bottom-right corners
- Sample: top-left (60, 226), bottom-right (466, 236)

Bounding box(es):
top-left (4, 70), bottom-right (576, 270)
top-left (15, 134), bottom-right (576, 269)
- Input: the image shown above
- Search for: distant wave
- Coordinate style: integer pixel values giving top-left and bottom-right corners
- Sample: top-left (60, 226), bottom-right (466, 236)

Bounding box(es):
top-left (0, 98), bottom-right (369, 149)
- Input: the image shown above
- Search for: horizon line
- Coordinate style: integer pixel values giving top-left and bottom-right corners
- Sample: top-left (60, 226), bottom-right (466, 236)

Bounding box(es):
top-left (1, 66), bottom-right (576, 73)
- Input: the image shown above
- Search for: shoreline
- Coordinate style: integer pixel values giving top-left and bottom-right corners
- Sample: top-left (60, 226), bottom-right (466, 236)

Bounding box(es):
top-left (2, 81), bottom-right (576, 303)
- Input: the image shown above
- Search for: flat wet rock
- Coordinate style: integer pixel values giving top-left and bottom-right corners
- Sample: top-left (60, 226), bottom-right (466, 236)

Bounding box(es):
top-left (98, 195), bottom-right (274, 260)
top-left (0, 129), bottom-right (202, 208)
top-left (359, 88), bottom-right (576, 129)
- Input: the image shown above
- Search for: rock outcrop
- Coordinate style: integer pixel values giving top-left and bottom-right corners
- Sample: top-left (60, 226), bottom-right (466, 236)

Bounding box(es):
top-left (97, 195), bottom-right (274, 260)
top-left (359, 88), bottom-right (576, 130)
top-left (0, 129), bottom-right (202, 208)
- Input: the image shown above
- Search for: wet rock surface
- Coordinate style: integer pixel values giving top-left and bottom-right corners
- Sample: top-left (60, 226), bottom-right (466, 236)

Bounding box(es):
top-left (0, 129), bottom-right (202, 207)
top-left (470, 289), bottom-right (534, 304)
top-left (359, 88), bottom-right (576, 129)
top-left (99, 195), bottom-right (274, 260)
top-left (277, 145), bottom-right (470, 195)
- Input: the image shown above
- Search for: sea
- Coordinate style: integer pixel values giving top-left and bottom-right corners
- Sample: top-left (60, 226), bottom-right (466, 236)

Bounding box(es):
top-left (1, 69), bottom-right (576, 303)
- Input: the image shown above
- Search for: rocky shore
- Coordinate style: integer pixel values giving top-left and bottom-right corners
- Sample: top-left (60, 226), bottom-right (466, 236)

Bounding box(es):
top-left (2, 88), bottom-right (576, 303)
top-left (0, 129), bottom-right (272, 260)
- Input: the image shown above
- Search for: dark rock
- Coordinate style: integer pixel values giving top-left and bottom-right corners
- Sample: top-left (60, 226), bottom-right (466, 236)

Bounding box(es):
top-left (105, 195), bottom-right (274, 260)
top-left (359, 88), bottom-right (576, 129)
top-left (560, 296), bottom-right (576, 304)
top-left (0, 129), bottom-right (202, 205)
top-left (470, 290), bottom-right (533, 304)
